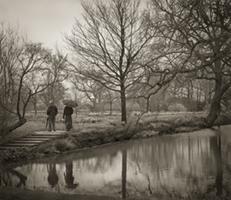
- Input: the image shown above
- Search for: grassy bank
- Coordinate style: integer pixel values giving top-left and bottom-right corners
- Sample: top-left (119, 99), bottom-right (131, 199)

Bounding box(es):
top-left (0, 187), bottom-right (229, 200)
top-left (0, 188), bottom-right (119, 200)
top-left (1, 111), bottom-right (231, 166)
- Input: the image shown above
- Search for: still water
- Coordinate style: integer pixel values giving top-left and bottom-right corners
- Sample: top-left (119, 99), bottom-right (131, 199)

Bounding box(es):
top-left (1, 126), bottom-right (231, 198)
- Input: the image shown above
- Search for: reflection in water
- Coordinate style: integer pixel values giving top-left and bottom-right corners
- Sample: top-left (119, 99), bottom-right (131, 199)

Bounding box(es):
top-left (47, 164), bottom-right (58, 188)
top-left (2, 127), bottom-right (231, 198)
top-left (64, 162), bottom-right (78, 189)
top-left (127, 135), bottom-right (214, 197)
top-left (216, 134), bottom-right (223, 196)
top-left (121, 149), bottom-right (127, 199)
top-left (210, 131), bottom-right (223, 196)
top-left (0, 168), bottom-right (27, 188)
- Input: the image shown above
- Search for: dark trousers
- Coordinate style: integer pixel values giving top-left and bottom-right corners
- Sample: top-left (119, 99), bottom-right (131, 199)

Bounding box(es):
top-left (48, 116), bottom-right (56, 131)
top-left (64, 115), bottom-right (72, 131)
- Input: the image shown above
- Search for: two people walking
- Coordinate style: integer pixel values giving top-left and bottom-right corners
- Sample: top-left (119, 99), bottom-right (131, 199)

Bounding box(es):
top-left (46, 101), bottom-right (74, 132)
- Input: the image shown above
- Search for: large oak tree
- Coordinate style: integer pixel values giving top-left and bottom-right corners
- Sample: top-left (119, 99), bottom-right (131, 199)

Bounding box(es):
top-left (66, 0), bottom-right (158, 123)
top-left (152, 0), bottom-right (231, 127)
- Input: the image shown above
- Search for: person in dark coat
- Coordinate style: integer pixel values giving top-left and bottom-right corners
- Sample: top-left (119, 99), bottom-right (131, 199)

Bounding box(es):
top-left (63, 105), bottom-right (73, 131)
top-left (47, 101), bottom-right (58, 132)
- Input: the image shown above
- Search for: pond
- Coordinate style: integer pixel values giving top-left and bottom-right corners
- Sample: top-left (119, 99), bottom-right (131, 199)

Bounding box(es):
top-left (1, 126), bottom-right (231, 199)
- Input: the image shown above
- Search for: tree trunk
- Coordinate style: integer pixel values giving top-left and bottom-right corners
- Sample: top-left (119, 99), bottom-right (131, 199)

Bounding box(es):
top-left (187, 81), bottom-right (193, 100)
top-left (34, 104), bottom-right (37, 116)
top-left (16, 76), bottom-right (24, 120)
top-left (120, 84), bottom-right (127, 123)
top-left (109, 100), bottom-right (113, 116)
top-left (206, 80), bottom-right (222, 127)
top-left (146, 96), bottom-right (150, 113)
top-left (3, 118), bottom-right (27, 136)
top-left (92, 100), bottom-right (97, 112)
top-left (210, 134), bottom-right (223, 196)
top-left (33, 98), bottom-right (37, 116)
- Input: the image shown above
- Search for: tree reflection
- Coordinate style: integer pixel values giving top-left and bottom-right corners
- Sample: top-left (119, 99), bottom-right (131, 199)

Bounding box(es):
top-left (74, 151), bottom-right (119, 173)
top-left (210, 133), bottom-right (223, 196)
top-left (128, 134), bottom-right (217, 197)
top-left (64, 162), bottom-right (78, 189)
top-left (0, 167), bottom-right (27, 188)
top-left (47, 164), bottom-right (58, 188)
top-left (121, 149), bottom-right (127, 199)
top-left (215, 133), bottom-right (223, 196)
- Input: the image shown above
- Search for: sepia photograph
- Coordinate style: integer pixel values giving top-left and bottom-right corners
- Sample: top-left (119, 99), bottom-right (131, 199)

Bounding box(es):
top-left (0, 0), bottom-right (231, 199)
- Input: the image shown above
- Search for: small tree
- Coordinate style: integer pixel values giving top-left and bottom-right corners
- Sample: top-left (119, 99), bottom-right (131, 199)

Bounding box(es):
top-left (129, 66), bottom-right (176, 112)
top-left (0, 25), bottom-right (65, 133)
top-left (71, 74), bottom-right (105, 112)
top-left (39, 51), bottom-right (68, 108)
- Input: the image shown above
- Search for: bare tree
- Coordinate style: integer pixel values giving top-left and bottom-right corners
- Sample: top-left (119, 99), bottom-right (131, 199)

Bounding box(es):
top-left (0, 25), bottom-right (65, 134)
top-left (71, 74), bottom-right (118, 113)
top-left (0, 24), bottom-right (22, 134)
top-left (0, 24), bottom-right (22, 108)
top-left (39, 51), bottom-right (68, 107)
top-left (152, 0), bottom-right (231, 127)
top-left (129, 66), bottom-right (176, 112)
top-left (15, 44), bottom-right (48, 120)
top-left (71, 74), bottom-right (105, 112)
top-left (104, 90), bottom-right (119, 115)
top-left (66, 0), bottom-right (158, 123)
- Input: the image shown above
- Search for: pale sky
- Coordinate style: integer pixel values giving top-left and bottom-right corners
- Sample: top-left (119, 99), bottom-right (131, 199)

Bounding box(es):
top-left (0, 0), bottom-right (83, 50)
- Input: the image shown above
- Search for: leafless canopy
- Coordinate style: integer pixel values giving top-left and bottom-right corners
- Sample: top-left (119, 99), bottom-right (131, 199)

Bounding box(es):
top-left (0, 24), bottom-right (66, 132)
